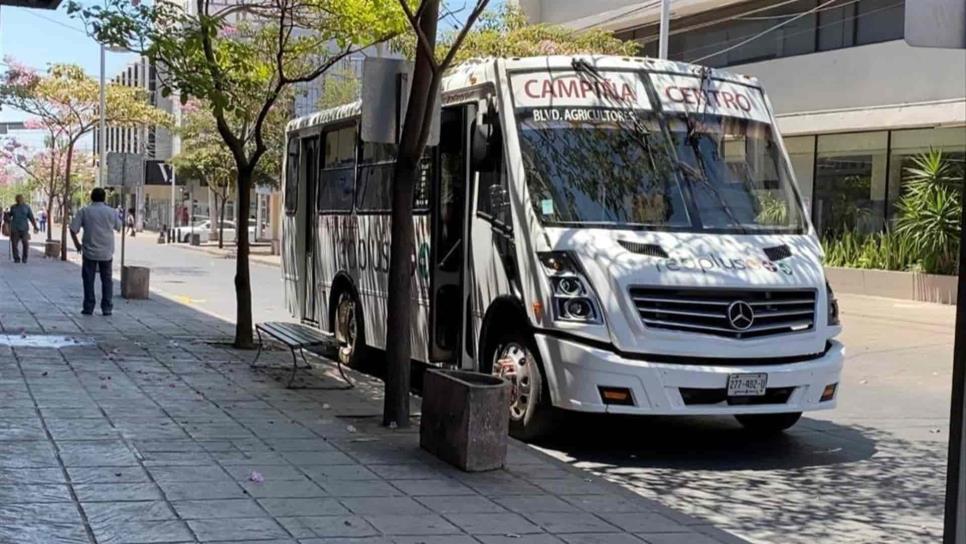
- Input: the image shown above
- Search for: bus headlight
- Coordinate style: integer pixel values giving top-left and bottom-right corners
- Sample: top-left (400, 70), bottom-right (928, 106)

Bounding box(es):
top-left (538, 251), bottom-right (603, 325)
top-left (826, 282), bottom-right (840, 326)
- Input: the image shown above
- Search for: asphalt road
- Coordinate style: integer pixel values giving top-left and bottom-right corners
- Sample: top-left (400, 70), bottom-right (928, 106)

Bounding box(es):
top-left (117, 235), bottom-right (953, 544)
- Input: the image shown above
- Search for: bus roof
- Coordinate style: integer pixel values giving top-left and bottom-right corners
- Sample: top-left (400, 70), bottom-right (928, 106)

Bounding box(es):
top-left (286, 55), bottom-right (762, 133)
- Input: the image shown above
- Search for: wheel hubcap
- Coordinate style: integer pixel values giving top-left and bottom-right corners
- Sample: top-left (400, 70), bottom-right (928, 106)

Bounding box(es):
top-left (335, 295), bottom-right (356, 364)
top-left (493, 342), bottom-right (533, 421)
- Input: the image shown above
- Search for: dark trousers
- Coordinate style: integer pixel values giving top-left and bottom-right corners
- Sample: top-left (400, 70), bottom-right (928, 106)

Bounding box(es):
top-left (82, 258), bottom-right (113, 314)
top-left (10, 229), bottom-right (29, 262)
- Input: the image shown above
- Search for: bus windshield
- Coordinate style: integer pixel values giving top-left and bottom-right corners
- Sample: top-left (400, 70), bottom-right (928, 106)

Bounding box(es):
top-left (517, 111), bottom-right (806, 233)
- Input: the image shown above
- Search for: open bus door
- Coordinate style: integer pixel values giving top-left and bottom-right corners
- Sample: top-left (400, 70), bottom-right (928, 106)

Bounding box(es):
top-left (428, 105), bottom-right (473, 363)
top-left (300, 136), bottom-right (320, 325)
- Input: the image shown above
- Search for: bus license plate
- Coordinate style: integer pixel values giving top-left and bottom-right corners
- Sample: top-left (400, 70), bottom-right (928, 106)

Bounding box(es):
top-left (727, 373), bottom-right (768, 397)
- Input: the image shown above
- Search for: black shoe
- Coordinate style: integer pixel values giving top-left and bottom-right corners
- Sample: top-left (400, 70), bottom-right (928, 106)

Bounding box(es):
top-left (102, 311), bottom-right (112, 316)
top-left (81, 310), bottom-right (94, 316)
top-left (13, 259), bottom-right (20, 263)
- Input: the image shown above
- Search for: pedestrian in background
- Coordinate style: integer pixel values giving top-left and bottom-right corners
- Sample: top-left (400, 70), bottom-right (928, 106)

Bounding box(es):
top-left (38, 209), bottom-right (47, 233)
top-left (126, 208), bottom-right (136, 238)
top-left (70, 188), bottom-right (122, 316)
top-left (9, 195), bottom-right (39, 264)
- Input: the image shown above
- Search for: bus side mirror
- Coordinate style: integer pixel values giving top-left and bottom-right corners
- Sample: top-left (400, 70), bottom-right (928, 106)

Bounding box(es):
top-left (488, 184), bottom-right (510, 217)
top-left (471, 120), bottom-right (502, 172)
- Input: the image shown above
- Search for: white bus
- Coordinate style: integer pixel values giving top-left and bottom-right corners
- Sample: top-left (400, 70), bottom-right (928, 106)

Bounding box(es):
top-left (282, 56), bottom-right (843, 439)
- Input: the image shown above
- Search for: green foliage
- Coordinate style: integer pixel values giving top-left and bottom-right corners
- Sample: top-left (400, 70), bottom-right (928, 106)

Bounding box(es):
top-left (894, 149), bottom-right (962, 275)
top-left (755, 192), bottom-right (789, 226)
top-left (393, 4), bottom-right (635, 64)
top-left (822, 150), bottom-right (963, 276)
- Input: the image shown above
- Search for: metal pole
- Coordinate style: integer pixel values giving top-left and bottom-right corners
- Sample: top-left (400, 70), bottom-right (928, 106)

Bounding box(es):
top-left (658, 0), bottom-right (671, 60)
top-left (944, 203), bottom-right (966, 543)
top-left (169, 164), bottom-right (176, 234)
top-left (99, 45), bottom-right (107, 187)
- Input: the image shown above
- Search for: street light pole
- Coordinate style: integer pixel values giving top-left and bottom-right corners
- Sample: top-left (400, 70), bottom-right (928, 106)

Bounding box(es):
top-left (658, 0), bottom-right (671, 60)
top-left (98, 44), bottom-right (107, 187)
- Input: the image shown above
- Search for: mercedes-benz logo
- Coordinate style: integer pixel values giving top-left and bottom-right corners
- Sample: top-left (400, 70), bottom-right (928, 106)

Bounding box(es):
top-left (727, 300), bottom-right (755, 331)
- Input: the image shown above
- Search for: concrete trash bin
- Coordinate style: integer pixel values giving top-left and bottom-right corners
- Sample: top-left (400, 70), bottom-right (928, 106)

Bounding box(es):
top-left (190, 233), bottom-right (202, 246)
top-left (420, 369), bottom-right (510, 472)
top-left (44, 240), bottom-right (61, 258)
top-left (121, 266), bottom-right (150, 299)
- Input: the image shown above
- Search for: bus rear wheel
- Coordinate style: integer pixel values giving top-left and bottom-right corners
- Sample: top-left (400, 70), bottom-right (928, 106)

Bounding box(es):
top-left (734, 412), bottom-right (802, 434)
top-left (334, 290), bottom-right (367, 369)
top-left (488, 330), bottom-right (557, 441)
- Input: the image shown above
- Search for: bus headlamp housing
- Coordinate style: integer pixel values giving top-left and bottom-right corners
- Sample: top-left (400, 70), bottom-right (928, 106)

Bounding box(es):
top-left (538, 251), bottom-right (603, 325)
top-left (826, 282), bottom-right (840, 327)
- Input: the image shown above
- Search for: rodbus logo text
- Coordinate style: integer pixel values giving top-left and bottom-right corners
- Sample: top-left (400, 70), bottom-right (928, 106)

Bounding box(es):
top-left (654, 253), bottom-right (793, 276)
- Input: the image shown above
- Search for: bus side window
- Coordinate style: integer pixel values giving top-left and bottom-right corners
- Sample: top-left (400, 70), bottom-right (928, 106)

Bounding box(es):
top-left (476, 149), bottom-right (508, 226)
top-left (284, 137), bottom-right (300, 215)
top-left (319, 125), bottom-right (357, 213)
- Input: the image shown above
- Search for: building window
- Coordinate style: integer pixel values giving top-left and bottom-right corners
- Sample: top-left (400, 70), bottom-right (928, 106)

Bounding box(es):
top-left (784, 135), bottom-right (816, 210)
top-left (619, 0), bottom-right (904, 68)
top-left (813, 131), bottom-right (888, 235)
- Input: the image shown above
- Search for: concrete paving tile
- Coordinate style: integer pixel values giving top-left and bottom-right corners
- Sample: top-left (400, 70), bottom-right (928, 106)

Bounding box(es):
top-left (218, 464), bottom-right (304, 482)
top-left (367, 464), bottom-right (444, 480)
top-left (415, 495), bottom-right (506, 515)
top-left (340, 497), bottom-right (431, 516)
top-left (156, 480), bottom-right (247, 501)
top-left (526, 512), bottom-right (620, 534)
top-left (46, 419), bottom-right (121, 440)
top-left (637, 533), bottom-right (725, 544)
top-left (58, 441), bottom-right (139, 467)
top-left (74, 483), bottom-right (164, 502)
top-left (277, 515), bottom-right (378, 538)
top-left (0, 467), bottom-right (66, 484)
top-left (388, 478), bottom-right (476, 496)
top-left (258, 497), bottom-right (348, 517)
top-left (0, 483), bottom-right (72, 503)
top-left (475, 535), bottom-right (565, 544)
top-left (263, 438), bottom-right (338, 452)
top-left (90, 519), bottom-right (194, 544)
top-left (148, 464), bottom-right (233, 483)
top-left (531, 478), bottom-right (615, 496)
top-left (240, 479), bottom-right (326, 498)
top-left (140, 451), bottom-right (216, 467)
top-left (561, 496), bottom-right (656, 514)
top-left (0, 440), bottom-right (59, 468)
top-left (172, 498), bottom-right (266, 519)
top-left (280, 450), bottom-right (357, 466)
top-left (315, 479), bottom-right (404, 498)
top-left (0, 520), bottom-right (90, 544)
top-left (391, 537), bottom-right (479, 544)
top-left (446, 512), bottom-right (544, 535)
top-left (67, 466), bottom-right (151, 484)
top-left (560, 536), bottom-right (645, 544)
top-left (0, 418), bottom-right (47, 441)
top-left (300, 464), bottom-right (379, 481)
top-left (597, 513), bottom-right (687, 534)
top-left (297, 538), bottom-right (390, 544)
top-left (0, 502), bottom-right (82, 523)
top-left (494, 495), bottom-right (583, 513)
top-left (82, 501), bottom-right (176, 525)
top-left (363, 514), bottom-right (461, 536)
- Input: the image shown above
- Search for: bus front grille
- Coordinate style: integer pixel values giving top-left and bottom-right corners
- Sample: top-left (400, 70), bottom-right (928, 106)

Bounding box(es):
top-left (629, 287), bottom-right (817, 339)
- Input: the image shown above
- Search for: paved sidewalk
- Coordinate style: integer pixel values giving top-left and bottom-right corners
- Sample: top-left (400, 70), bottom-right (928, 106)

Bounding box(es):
top-left (0, 242), bottom-right (743, 544)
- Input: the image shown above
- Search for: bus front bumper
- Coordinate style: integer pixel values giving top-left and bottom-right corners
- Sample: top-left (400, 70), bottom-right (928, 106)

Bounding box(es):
top-left (534, 334), bottom-right (844, 416)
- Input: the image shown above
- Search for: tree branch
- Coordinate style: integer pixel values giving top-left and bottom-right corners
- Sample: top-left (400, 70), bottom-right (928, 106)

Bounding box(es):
top-left (439, 0), bottom-right (490, 71)
top-left (398, 0), bottom-right (440, 74)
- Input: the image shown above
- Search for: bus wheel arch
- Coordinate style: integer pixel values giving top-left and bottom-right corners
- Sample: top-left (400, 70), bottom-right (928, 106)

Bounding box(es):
top-left (328, 274), bottom-right (367, 368)
top-left (479, 297), bottom-right (558, 441)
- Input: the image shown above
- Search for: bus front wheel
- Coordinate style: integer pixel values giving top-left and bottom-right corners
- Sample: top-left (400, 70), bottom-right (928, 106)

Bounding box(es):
top-left (734, 412), bottom-right (802, 434)
top-left (488, 330), bottom-right (557, 441)
top-left (334, 290), bottom-right (367, 369)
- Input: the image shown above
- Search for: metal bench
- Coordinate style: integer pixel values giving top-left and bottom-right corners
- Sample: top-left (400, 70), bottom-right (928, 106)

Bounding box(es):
top-left (251, 322), bottom-right (353, 389)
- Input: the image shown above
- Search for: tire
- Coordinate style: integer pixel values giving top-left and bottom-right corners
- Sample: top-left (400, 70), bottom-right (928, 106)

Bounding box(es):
top-left (486, 329), bottom-right (557, 441)
top-left (332, 289), bottom-right (368, 369)
top-left (735, 412), bottom-right (802, 434)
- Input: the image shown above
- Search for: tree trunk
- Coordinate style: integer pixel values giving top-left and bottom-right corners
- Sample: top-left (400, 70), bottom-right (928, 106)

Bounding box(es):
top-left (233, 169), bottom-right (254, 349)
top-left (60, 141), bottom-right (75, 261)
top-left (46, 150), bottom-right (57, 242)
top-left (383, 0), bottom-right (440, 428)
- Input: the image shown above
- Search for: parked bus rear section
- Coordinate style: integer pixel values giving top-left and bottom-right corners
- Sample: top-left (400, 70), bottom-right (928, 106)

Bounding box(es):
top-left (281, 56), bottom-right (844, 439)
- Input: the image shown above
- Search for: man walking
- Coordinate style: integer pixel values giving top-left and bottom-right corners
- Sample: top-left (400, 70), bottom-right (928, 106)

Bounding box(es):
top-left (70, 188), bottom-right (121, 316)
top-left (9, 195), bottom-right (39, 264)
